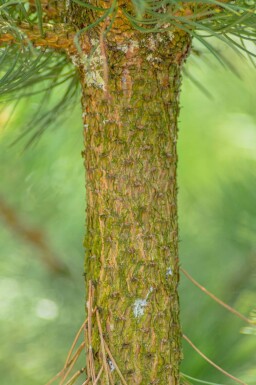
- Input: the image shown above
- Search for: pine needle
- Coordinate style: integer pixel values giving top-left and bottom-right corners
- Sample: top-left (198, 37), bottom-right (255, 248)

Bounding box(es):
top-left (181, 268), bottom-right (252, 324)
top-left (183, 334), bottom-right (247, 385)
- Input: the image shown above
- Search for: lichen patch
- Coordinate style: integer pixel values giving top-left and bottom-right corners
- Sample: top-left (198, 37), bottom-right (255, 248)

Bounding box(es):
top-left (133, 298), bottom-right (148, 318)
top-left (133, 287), bottom-right (153, 318)
top-left (108, 359), bottom-right (115, 372)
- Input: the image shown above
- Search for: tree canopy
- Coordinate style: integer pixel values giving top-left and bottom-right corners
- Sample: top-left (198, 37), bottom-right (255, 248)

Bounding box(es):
top-left (0, 0), bottom-right (255, 105)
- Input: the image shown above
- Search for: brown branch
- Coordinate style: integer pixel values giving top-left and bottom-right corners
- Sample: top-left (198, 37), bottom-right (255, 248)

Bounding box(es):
top-left (87, 281), bottom-right (96, 382)
top-left (181, 267), bottom-right (252, 325)
top-left (64, 318), bottom-right (88, 369)
top-left (45, 342), bottom-right (85, 385)
top-left (60, 342), bottom-right (86, 385)
top-left (183, 334), bottom-right (247, 385)
top-left (64, 367), bottom-right (86, 385)
top-left (104, 341), bottom-right (128, 385)
top-left (45, 370), bottom-right (63, 385)
top-left (81, 380), bottom-right (90, 385)
top-left (0, 21), bottom-right (77, 54)
top-left (45, 316), bottom-right (90, 385)
top-left (0, 196), bottom-right (69, 275)
top-left (29, 0), bottom-right (65, 22)
top-left (96, 310), bottom-right (110, 385)
top-left (106, 363), bottom-right (115, 385)
top-left (84, 325), bottom-right (91, 383)
top-left (93, 366), bottom-right (103, 385)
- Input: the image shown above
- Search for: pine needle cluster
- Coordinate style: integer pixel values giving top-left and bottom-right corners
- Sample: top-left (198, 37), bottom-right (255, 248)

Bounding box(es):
top-left (0, 0), bottom-right (255, 141)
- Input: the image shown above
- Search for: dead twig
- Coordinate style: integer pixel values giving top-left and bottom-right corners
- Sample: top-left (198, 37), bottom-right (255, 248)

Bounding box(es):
top-left (181, 267), bottom-right (252, 325)
top-left (93, 366), bottom-right (104, 385)
top-left (64, 318), bottom-right (88, 369)
top-left (60, 342), bottom-right (86, 385)
top-left (45, 370), bottom-right (63, 385)
top-left (106, 362), bottom-right (115, 385)
top-left (45, 342), bottom-right (85, 385)
top-left (87, 281), bottom-right (96, 382)
top-left (64, 367), bottom-right (86, 385)
top-left (104, 340), bottom-right (128, 385)
top-left (183, 334), bottom-right (247, 385)
top-left (96, 310), bottom-right (110, 385)
top-left (84, 324), bottom-right (91, 383)
top-left (81, 379), bottom-right (90, 385)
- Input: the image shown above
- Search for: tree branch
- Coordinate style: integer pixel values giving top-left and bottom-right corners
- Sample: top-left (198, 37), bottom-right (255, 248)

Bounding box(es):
top-left (29, 0), bottom-right (66, 22)
top-left (0, 21), bottom-right (77, 54)
top-left (0, 196), bottom-right (69, 275)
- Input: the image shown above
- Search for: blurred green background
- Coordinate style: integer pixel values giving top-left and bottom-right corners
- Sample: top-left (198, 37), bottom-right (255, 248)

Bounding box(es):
top-left (0, 43), bottom-right (255, 385)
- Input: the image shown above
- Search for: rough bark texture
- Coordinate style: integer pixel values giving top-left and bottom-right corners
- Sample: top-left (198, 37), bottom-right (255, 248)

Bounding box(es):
top-left (77, 22), bottom-right (191, 384)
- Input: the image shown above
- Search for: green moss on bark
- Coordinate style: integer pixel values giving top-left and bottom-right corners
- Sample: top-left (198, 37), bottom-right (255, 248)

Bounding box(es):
top-left (76, 25), bottom-right (191, 385)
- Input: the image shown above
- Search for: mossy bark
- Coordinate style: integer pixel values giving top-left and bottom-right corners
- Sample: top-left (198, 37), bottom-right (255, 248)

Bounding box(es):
top-left (78, 28), bottom-right (191, 385)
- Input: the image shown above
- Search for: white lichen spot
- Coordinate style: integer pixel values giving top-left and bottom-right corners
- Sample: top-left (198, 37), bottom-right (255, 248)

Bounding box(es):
top-left (162, 23), bottom-right (171, 29)
top-left (109, 323), bottom-right (114, 331)
top-left (133, 287), bottom-right (153, 318)
top-left (166, 267), bottom-right (173, 277)
top-left (91, 38), bottom-right (99, 46)
top-left (156, 33), bottom-right (164, 42)
top-left (108, 360), bottom-right (115, 372)
top-left (148, 36), bottom-right (157, 51)
top-left (117, 40), bottom-right (139, 54)
top-left (146, 53), bottom-right (153, 62)
top-left (133, 298), bottom-right (147, 318)
top-left (78, 41), bottom-right (105, 90)
top-left (168, 31), bottom-right (174, 41)
top-left (65, 0), bottom-right (71, 10)
top-left (102, 119), bottom-right (111, 125)
top-left (129, 40), bottom-right (139, 52)
top-left (83, 124), bottom-right (89, 131)
top-left (70, 53), bottom-right (80, 68)
top-left (146, 53), bottom-right (162, 63)
top-left (117, 44), bottom-right (129, 53)
top-left (83, 55), bottom-right (105, 89)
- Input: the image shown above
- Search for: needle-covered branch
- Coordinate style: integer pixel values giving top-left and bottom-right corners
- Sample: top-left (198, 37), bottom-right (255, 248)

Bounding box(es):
top-left (0, 21), bottom-right (77, 53)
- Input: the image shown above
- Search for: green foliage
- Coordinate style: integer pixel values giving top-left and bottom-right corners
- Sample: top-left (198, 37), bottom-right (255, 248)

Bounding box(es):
top-left (178, 51), bottom-right (256, 384)
top-left (0, 0), bottom-right (255, 70)
top-left (131, 0), bottom-right (147, 19)
top-left (0, 0), bottom-right (255, 143)
top-left (34, 0), bottom-right (43, 35)
top-left (0, 48), bottom-right (66, 98)
top-left (0, 97), bottom-right (85, 385)
top-left (73, 0), bottom-right (256, 58)
top-left (0, 46), bottom-right (79, 144)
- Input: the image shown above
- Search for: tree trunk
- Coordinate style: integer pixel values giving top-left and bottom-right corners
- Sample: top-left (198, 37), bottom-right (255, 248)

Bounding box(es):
top-left (77, 24), bottom-right (191, 385)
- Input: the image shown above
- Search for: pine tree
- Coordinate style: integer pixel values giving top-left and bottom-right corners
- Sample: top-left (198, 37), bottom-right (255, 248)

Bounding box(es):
top-left (0, 1), bottom-right (255, 384)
